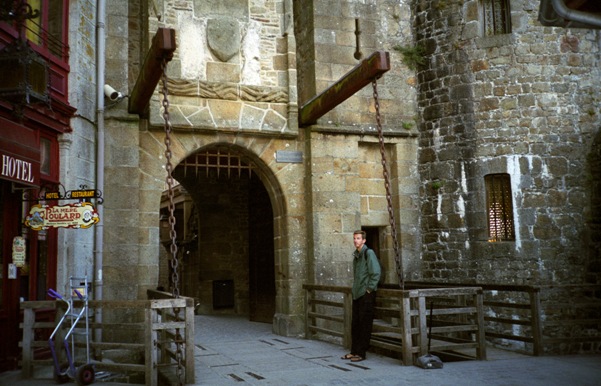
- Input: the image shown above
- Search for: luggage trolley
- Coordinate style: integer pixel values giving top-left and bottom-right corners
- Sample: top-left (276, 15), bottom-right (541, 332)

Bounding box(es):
top-left (48, 276), bottom-right (95, 385)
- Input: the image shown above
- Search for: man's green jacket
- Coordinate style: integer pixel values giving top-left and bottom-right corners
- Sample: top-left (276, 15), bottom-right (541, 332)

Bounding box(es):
top-left (352, 245), bottom-right (381, 300)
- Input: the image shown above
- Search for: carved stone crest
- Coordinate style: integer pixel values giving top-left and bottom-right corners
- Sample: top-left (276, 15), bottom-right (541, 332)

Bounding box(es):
top-left (207, 18), bottom-right (240, 62)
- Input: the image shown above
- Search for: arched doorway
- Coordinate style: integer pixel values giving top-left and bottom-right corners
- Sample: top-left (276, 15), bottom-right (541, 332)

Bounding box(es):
top-left (160, 144), bottom-right (276, 323)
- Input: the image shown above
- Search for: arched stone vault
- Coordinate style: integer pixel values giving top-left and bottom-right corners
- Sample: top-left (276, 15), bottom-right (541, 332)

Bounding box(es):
top-left (139, 128), bottom-right (308, 336)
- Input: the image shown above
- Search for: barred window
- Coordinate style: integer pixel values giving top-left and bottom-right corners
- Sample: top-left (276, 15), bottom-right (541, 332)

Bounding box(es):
top-left (481, 0), bottom-right (512, 36)
top-left (485, 174), bottom-right (515, 241)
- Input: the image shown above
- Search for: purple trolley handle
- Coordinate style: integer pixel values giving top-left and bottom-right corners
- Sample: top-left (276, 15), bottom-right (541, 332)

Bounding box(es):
top-left (47, 288), bottom-right (63, 300)
top-left (73, 288), bottom-right (84, 300)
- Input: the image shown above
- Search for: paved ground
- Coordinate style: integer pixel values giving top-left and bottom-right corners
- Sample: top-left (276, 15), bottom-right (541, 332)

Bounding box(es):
top-left (1, 315), bottom-right (600, 385)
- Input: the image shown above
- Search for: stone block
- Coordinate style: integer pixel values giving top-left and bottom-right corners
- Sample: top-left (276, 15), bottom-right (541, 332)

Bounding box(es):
top-left (195, 0), bottom-right (249, 19)
top-left (313, 191), bottom-right (360, 211)
top-left (314, 173), bottom-right (347, 192)
top-left (207, 62), bottom-right (241, 82)
top-left (240, 104), bottom-right (266, 130)
top-left (262, 109), bottom-right (287, 132)
top-left (311, 135), bottom-right (359, 159)
top-left (208, 100), bottom-right (242, 128)
top-left (272, 53), bottom-right (289, 71)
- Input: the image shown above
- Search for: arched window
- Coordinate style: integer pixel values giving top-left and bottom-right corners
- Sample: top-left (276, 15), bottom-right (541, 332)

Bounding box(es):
top-left (485, 173), bottom-right (515, 241)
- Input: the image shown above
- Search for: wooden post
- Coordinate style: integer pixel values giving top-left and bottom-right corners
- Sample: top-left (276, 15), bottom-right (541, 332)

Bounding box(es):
top-left (400, 291), bottom-right (414, 366)
top-left (475, 289), bottom-right (487, 360)
top-left (304, 288), bottom-right (311, 340)
top-left (21, 308), bottom-right (34, 378)
top-left (185, 297), bottom-right (195, 384)
top-left (417, 295), bottom-right (428, 356)
top-left (145, 307), bottom-right (157, 386)
top-left (530, 287), bottom-right (543, 356)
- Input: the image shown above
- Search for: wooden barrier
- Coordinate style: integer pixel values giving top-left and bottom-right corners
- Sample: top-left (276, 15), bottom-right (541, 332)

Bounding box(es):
top-left (20, 291), bottom-right (194, 385)
top-left (302, 284), bottom-right (486, 365)
top-left (406, 282), bottom-right (543, 355)
top-left (406, 282), bottom-right (601, 356)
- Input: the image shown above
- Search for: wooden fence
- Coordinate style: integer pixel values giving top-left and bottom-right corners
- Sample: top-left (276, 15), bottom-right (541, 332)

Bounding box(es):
top-left (303, 284), bottom-right (486, 366)
top-left (20, 290), bottom-right (194, 385)
top-left (406, 282), bottom-right (601, 356)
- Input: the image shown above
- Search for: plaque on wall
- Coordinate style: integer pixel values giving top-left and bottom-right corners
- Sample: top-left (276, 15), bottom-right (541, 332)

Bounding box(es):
top-left (276, 150), bottom-right (303, 163)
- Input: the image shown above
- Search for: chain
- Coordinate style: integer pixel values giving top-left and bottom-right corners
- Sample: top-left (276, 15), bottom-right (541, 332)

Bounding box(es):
top-left (160, 59), bottom-right (185, 385)
top-left (372, 79), bottom-right (404, 290)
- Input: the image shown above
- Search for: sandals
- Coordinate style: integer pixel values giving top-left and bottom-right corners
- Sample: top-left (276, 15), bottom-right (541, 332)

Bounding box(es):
top-left (341, 353), bottom-right (365, 362)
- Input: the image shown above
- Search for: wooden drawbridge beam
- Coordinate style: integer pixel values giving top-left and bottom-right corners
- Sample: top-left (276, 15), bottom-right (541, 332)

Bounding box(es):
top-left (128, 27), bottom-right (176, 116)
top-left (299, 50), bottom-right (390, 127)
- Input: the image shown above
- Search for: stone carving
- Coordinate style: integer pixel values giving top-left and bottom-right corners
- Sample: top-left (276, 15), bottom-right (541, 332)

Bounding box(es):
top-left (167, 79), bottom-right (288, 104)
top-left (207, 18), bottom-right (240, 62)
top-left (240, 85), bottom-right (288, 103)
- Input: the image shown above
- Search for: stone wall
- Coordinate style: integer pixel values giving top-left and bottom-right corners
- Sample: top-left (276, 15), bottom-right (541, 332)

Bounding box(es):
top-left (294, 0), bottom-right (421, 287)
top-left (414, 0), bottom-right (601, 286)
top-left (148, 0), bottom-right (298, 135)
top-left (100, 0), bottom-right (424, 337)
top-left (57, 0), bottom-right (100, 289)
top-left (294, 0), bottom-right (417, 132)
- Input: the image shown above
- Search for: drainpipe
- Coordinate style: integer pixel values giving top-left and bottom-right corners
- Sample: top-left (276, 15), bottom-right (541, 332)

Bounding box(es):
top-left (550, 0), bottom-right (601, 27)
top-left (94, 0), bottom-right (106, 344)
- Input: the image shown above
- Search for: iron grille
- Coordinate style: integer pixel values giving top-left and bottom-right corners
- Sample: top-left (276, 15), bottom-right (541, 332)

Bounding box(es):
top-left (182, 149), bottom-right (255, 178)
top-left (482, 0), bottom-right (512, 36)
top-left (485, 173), bottom-right (515, 241)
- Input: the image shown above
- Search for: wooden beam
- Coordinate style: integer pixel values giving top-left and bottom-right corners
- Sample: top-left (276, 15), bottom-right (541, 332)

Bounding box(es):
top-left (299, 50), bottom-right (390, 126)
top-left (128, 28), bottom-right (176, 115)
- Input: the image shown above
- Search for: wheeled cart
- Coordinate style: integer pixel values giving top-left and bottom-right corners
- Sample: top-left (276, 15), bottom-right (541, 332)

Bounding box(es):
top-left (48, 276), bottom-right (95, 385)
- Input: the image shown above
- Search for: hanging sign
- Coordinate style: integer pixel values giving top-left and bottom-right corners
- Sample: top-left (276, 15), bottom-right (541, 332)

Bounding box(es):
top-left (12, 236), bottom-right (26, 267)
top-left (24, 202), bottom-right (100, 231)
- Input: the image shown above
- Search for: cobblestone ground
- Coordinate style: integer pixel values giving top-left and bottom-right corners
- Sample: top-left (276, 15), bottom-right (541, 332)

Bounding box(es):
top-left (2, 315), bottom-right (600, 386)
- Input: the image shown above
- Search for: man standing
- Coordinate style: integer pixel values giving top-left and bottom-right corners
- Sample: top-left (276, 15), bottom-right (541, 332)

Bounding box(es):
top-left (341, 230), bottom-right (381, 362)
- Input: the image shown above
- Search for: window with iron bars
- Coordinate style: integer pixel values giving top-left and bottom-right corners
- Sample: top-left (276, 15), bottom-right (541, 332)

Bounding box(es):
top-left (481, 0), bottom-right (512, 36)
top-left (485, 173), bottom-right (515, 241)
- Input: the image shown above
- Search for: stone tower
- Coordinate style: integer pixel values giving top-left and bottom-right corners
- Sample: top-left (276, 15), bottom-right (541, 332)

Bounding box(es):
top-left (414, 0), bottom-right (601, 286)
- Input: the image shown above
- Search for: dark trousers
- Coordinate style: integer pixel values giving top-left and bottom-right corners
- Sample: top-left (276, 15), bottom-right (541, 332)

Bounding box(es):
top-left (351, 291), bottom-right (376, 358)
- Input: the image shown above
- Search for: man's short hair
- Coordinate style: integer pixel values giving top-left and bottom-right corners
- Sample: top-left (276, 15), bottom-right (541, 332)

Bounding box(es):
top-left (353, 230), bottom-right (366, 239)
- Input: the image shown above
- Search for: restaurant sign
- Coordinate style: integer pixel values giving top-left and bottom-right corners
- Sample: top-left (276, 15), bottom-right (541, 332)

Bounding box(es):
top-left (24, 202), bottom-right (100, 231)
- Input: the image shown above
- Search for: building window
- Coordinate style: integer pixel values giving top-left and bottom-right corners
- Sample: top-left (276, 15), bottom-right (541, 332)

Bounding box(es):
top-left (481, 0), bottom-right (511, 36)
top-left (23, 0), bottom-right (69, 60)
top-left (39, 135), bottom-right (58, 182)
top-left (485, 173), bottom-right (515, 241)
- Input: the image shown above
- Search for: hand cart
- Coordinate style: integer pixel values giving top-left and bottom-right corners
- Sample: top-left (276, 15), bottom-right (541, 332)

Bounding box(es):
top-left (48, 276), bottom-right (95, 385)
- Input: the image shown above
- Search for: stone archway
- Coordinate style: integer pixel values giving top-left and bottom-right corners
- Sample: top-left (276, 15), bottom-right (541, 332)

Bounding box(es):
top-left (142, 129), bottom-right (305, 336)
top-left (159, 143), bottom-right (283, 323)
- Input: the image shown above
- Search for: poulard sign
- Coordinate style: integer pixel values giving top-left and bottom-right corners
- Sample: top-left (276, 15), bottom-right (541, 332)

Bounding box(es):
top-left (23, 187), bottom-right (102, 231)
top-left (25, 202), bottom-right (99, 231)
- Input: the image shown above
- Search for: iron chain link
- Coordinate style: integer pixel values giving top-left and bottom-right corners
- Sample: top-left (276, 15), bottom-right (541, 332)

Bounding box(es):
top-left (372, 79), bottom-right (404, 290)
top-left (160, 59), bottom-right (185, 385)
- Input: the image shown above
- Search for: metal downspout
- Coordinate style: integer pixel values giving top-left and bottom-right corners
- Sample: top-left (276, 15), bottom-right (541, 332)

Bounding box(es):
top-left (94, 0), bottom-right (106, 343)
top-left (551, 0), bottom-right (601, 27)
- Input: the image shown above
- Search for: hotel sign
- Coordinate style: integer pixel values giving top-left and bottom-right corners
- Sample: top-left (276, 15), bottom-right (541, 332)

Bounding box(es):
top-left (1, 153), bottom-right (37, 185)
top-left (0, 119), bottom-right (41, 187)
top-left (24, 202), bottom-right (100, 231)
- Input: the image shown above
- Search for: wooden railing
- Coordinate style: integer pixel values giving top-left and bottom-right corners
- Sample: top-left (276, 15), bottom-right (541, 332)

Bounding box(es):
top-left (407, 282), bottom-right (601, 356)
top-left (303, 284), bottom-right (486, 366)
top-left (20, 290), bottom-right (194, 385)
top-left (405, 282), bottom-right (543, 355)
top-left (303, 285), bottom-right (351, 347)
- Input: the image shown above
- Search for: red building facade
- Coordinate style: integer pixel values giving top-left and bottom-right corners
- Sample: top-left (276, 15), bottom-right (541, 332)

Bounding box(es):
top-left (0, 0), bottom-right (73, 370)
